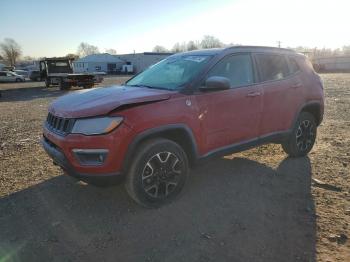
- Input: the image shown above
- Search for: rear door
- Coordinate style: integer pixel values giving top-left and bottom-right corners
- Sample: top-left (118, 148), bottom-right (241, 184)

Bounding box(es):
top-left (195, 53), bottom-right (263, 152)
top-left (254, 53), bottom-right (301, 135)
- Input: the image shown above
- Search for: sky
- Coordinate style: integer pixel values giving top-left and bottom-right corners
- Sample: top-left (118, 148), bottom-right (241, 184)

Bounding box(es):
top-left (0, 0), bottom-right (349, 57)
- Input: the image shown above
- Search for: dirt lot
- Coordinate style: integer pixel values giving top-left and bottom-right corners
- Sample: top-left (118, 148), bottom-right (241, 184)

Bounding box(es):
top-left (0, 75), bottom-right (349, 262)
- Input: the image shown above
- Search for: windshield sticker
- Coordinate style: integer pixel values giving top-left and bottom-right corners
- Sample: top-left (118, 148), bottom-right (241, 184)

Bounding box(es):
top-left (183, 56), bottom-right (207, 63)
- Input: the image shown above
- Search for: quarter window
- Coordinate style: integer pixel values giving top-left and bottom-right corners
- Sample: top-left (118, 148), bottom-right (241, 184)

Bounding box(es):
top-left (288, 57), bottom-right (300, 74)
top-left (256, 54), bottom-right (290, 82)
top-left (207, 54), bottom-right (254, 88)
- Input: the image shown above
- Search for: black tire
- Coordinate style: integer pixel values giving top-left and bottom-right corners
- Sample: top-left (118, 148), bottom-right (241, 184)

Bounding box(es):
top-left (82, 84), bottom-right (93, 89)
top-left (59, 79), bottom-right (70, 90)
top-left (282, 112), bottom-right (317, 157)
top-left (125, 138), bottom-right (189, 208)
top-left (15, 78), bottom-right (21, 82)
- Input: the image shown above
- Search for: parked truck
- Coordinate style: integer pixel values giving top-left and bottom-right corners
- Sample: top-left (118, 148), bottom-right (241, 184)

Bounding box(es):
top-left (39, 57), bottom-right (99, 90)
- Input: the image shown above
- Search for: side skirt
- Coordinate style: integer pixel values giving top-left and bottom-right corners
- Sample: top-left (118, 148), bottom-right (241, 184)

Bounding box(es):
top-left (197, 130), bottom-right (291, 163)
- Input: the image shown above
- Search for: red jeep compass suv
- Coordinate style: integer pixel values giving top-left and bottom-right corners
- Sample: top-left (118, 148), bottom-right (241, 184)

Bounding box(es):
top-left (42, 46), bottom-right (324, 207)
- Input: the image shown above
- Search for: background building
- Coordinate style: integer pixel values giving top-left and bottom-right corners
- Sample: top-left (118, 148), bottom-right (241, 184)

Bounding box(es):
top-left (117, 52), bottom-right (173, 73)
top-left (73, 52), bottom-right (172, 74)
top-left (73, 53), bottom-right (125, 73)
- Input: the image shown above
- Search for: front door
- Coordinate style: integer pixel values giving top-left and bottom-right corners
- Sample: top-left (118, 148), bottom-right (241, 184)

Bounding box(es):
top-left (195, 53), bottom-right (263, 153)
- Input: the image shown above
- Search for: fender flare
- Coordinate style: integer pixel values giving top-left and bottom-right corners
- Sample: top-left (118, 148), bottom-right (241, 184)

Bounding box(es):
top-left (291, 101), bottom-right (323, 129)
top-left (122, 124), bottom-right (199, 172)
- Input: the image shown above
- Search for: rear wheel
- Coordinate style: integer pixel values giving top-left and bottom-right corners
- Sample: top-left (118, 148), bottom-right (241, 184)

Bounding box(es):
top-left (83, 84), bottom-right (94, 89)
top-left (59, 78), bottom-right (70, 90)
top-left (125, 139), bottom-right (189, 208)
top-left (282, 112), bottom-right (317, 157)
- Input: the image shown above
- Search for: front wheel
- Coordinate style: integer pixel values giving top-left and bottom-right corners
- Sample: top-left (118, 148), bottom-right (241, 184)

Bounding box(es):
top-left (125, 139), bottom-right (189, 208)
top-left (282, 112), bottom-right (317, 157)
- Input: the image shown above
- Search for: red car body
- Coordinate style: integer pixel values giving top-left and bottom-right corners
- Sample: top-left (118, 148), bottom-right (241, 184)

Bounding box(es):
top-left (42, 46), bottom-right (324, 184)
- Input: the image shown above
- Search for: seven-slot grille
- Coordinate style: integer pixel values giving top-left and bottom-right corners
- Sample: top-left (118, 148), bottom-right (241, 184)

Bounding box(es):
top-left (46, 112), bottom-right (74, 135)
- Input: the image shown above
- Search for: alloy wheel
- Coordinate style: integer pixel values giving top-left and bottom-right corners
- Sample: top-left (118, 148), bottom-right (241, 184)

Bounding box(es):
top-left (141, 151), bottom-right (182, 198)
top-left (296, 120), bottom-right (315, 151)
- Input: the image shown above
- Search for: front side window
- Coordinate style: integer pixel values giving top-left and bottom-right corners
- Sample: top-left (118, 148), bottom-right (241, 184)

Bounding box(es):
top-left (126, 55), bottom-right (212, 90)
top-left (207, 54), bottom-right (254, 88)
top-left (256, 54), bottom-right (289, 82)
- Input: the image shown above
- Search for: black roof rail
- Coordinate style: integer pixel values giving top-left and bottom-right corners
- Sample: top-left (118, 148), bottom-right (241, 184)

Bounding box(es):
top-left (224, 45), bottom-right (296, 53)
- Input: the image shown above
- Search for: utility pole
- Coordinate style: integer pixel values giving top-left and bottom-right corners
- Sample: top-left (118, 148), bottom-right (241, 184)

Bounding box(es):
top-left (277, 41), bottom-right (282, 48)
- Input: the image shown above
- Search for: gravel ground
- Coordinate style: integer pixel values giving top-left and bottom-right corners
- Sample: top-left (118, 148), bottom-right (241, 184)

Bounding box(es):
top-left (0, 75), bottom-right (349, 262)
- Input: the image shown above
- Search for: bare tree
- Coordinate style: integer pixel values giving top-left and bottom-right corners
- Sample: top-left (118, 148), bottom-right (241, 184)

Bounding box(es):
top-left (65, 53), bottom-right (79, 60)
top-left (152, 45), bottom-right (169, 53)
top-left (172, 43), bottom-right (181, 53)
top-left (171, 42), bottom-right (187, 53)
top-left (187, 41), bottom-right (199, 51)
top-left (22, 56), bottom-right (35, 61)
top-left (105, 48), bottom-right (117, 54)
top-left (200, 35), bottom-right (223, 49)
top-left (77, 42), bottom-right (100, 57)
top-left (0, 38), bottom-right (22, 66)
top-left (342, 45), bottom-right (350, 55)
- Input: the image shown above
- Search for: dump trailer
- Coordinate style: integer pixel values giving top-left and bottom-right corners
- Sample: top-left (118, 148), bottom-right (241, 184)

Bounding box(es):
top-left (39, 58), bottom-right (96, 90)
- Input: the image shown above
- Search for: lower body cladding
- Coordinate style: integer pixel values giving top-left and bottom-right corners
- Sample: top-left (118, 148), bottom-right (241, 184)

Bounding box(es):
top-left (42, 125), bottom-right (132, 185)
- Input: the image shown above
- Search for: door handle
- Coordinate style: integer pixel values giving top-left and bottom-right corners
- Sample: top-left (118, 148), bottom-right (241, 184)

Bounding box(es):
top-left (246, 92), bottom-right (261, 97)
top-left (291, 83), bottom-right (302, 88)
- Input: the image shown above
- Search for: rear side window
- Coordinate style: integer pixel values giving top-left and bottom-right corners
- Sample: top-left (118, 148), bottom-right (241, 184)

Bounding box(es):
top-left (288, 57), bottom-right (300, 74)
top-left (256, 54), bottom-right (290, 82)
top-left (207, 54), bottom-right (254, 88)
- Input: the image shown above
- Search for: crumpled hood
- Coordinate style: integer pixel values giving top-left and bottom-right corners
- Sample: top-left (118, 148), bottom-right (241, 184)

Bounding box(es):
top-left (49, 85), bottom-right (174, 118)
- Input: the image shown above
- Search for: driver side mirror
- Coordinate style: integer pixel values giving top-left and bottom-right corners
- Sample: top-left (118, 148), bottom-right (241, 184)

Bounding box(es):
top-left (200, 76), bottom-right (231, 91)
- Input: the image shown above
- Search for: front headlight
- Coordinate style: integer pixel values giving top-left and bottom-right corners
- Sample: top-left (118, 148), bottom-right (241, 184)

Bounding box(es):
top-left (71, 116), bottom-right (123, 135)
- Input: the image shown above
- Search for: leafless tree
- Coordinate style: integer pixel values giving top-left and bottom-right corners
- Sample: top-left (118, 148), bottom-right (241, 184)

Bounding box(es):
top-left (65, 53), bottom-right (80, 60)
top-left (172, 42), bottom-right (187, 53)
top-left (187, 41), bottom-right (199, 51)
top-left (105, 48), bottom-right (117, 54)
top-left (22, 56), bottom-right (35, 61)
top-left (200, 35), bottom-right (223, 49)
top-left (0, 38), bottom-right (22, 66)
top-left (77, 42), bottom-right (100, 57)
top-left (152, 45), bottom-right (169, 53)
top-left (342, 45), bottom-right (350, 55)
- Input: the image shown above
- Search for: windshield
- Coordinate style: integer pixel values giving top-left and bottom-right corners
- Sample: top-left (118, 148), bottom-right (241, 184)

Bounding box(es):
top-left (47, 60), bottom-right (72, 74)
top-left (126, 55), bottom-right (212, 90)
